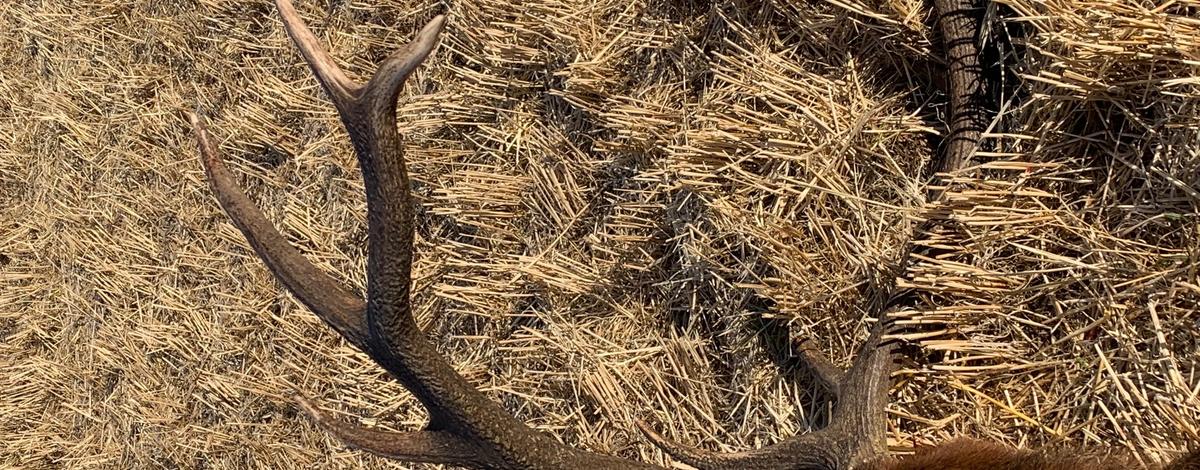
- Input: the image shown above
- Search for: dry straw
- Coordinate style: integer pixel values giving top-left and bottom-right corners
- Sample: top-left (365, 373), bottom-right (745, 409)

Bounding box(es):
top-left (1, 0), bottom-right (1196, 468)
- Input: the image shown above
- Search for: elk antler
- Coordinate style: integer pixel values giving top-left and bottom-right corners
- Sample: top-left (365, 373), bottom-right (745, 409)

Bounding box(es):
top-left (190, 1), bottom-right (659, 468)
top-left (633, 0), bottom-right (992, 468)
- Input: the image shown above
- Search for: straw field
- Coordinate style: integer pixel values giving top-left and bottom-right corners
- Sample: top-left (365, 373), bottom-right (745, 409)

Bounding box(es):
top-left (1, 0), bottom-right (1197, 468)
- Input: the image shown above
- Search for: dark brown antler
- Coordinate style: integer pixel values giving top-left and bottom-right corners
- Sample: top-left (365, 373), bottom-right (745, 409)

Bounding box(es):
top-left (190, 1), bottom-right (658, 468)
top-left (633, 0), bottom-right (992, 468)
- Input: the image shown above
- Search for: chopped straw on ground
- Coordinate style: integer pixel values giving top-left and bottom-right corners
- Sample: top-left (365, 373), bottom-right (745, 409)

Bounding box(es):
top-left (1, 0), bottom-right (1198, 468)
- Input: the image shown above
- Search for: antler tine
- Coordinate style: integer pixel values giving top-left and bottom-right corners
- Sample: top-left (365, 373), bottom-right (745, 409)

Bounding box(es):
top-left (275, 0), bottom-right (359, 105)
top-left (189, 112), bottom-right (369, 351)
top-left (363, 16), bottom-right (446, 115)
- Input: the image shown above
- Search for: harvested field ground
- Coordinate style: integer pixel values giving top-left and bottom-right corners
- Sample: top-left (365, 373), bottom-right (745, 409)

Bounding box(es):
top-left (2, 0), bottom-right (1198, 468)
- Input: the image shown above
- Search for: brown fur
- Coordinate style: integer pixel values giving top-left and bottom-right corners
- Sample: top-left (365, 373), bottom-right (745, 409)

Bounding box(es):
top-left (865, 439), bottom-right (1200, 470)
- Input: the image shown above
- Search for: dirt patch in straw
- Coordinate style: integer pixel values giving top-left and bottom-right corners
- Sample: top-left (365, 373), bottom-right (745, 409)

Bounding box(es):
top-left (1, 0), bottom-right (1197, 468)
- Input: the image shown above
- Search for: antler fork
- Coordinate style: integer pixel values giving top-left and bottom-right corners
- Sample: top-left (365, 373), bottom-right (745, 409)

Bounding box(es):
top-left (190, 1), bottom-right (659, 468)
